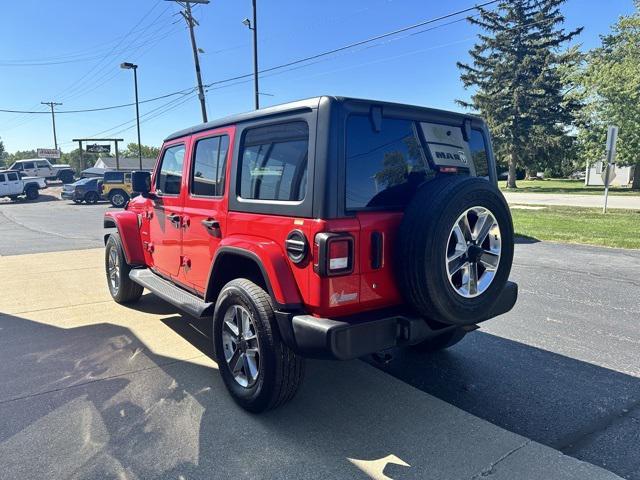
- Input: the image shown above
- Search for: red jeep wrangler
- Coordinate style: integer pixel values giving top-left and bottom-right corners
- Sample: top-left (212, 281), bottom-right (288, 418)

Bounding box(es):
top-left (104, 97), bottom-right (517, 412)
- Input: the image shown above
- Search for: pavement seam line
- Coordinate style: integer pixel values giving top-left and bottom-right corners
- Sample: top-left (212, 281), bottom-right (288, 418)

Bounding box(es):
top-left (0, 353), bottom-right (210, 406)
top-left (2, 300), bottom-right (114, 316)
top-left (470, 439), bottom-right (531, 479)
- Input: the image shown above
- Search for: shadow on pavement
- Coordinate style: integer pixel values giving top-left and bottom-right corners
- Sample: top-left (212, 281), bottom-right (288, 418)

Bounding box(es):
top-left (0, 310), bottom-right (635, 479)
top-left (366, 331), bottom-right (640, 480)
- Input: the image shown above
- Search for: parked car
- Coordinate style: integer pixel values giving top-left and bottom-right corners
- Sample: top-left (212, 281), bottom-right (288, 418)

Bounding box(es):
top-left (9, 158), bottom-right (75, 184)
top-left (101, 171), bottom-right (134, 207)
top-left (61, 177), bottom-right (103, 204)
top-left (0, 170), bottom-right (47, 201)
top-left (104, 96), bottom-right (517, 412)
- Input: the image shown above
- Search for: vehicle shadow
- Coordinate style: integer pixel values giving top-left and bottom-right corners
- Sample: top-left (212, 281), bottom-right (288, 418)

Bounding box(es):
top-left (365, 331), bottom-right (640, 479)
top-left (514, 234), bottom-right (540, 244)
top-left (0, 193), bottom-right (61, 205)
top-left (1, 309), bottom-right (637, 479)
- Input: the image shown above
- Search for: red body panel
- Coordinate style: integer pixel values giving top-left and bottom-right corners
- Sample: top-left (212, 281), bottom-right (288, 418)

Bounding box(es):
top-left (110, 123), bottom-right (406, 319)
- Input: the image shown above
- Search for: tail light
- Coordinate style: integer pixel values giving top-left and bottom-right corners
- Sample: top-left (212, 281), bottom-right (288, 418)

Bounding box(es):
top-left (314, 233), bottom-right (354, 276)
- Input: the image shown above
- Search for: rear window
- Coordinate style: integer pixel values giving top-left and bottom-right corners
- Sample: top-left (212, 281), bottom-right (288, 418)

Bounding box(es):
top-left (238, 121), bottom-right (308, 202)
top-left (345, 115), bottom-right (431, 210)
top-left (469, 129), bottom-right (489, 178)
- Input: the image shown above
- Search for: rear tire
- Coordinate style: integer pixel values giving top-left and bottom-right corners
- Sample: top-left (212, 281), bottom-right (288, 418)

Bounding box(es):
top-left (213, 279), bottom-right (305, 413)
top-left (105, 232), bottom-right (143, 304)
top-left (411, 328), bottom-right (466, 353)
top-left (109, 190), bottom-right (129, 208)
top-left (84, 191), bottom-right (99, 204)
top-left (25, 186), bottom-right (39, 200)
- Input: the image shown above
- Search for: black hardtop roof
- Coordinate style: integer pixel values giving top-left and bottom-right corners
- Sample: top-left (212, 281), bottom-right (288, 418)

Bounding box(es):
top-left (164, 96), bottom-right (477, 142)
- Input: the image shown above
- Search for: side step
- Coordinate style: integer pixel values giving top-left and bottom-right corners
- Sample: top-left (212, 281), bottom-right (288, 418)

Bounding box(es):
top-left (129, 268), bottom-right (213, 319)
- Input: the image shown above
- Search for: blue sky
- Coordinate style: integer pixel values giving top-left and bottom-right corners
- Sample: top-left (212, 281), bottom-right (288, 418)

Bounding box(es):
top-left (0, 0), bottom-right (635, 153)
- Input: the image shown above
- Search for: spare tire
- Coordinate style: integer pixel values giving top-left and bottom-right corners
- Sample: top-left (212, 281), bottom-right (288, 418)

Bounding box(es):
top-left (397, 175), bottom-right (513, 326)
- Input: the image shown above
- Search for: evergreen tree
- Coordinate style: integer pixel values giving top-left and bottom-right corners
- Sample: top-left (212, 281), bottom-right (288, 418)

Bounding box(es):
top-left (457, 0), bottom-right (582, 187)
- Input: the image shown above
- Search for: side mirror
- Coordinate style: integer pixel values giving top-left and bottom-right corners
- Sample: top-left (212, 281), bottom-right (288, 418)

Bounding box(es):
top-left (131, 171), bottom-right (152, 197)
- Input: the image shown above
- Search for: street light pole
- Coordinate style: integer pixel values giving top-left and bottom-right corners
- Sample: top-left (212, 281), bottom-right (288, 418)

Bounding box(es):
top-left (243, 1), bottom-right (260, 110)
top-left (120, 62), bottom-right (142, 170)
top-left (41, 101), bottom-right (62, 150)
top-left (252, 0), bottom-right (259, 110)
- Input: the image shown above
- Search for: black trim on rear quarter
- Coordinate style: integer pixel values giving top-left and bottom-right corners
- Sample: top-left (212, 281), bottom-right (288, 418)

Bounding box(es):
top-left (205, 246), bottom-right (303, 311)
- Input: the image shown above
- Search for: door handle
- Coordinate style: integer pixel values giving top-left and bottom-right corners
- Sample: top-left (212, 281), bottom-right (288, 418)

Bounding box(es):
top-left (167, 213), bottom-right (181, 227)
top-left (201, 218), bottom-right (221, 237)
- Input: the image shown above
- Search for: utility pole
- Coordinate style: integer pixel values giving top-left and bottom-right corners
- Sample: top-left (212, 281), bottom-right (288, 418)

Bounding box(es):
top-left (166, 0), bottom-right (209, 123)
top-left (41, 101), bottom-right (62, 150)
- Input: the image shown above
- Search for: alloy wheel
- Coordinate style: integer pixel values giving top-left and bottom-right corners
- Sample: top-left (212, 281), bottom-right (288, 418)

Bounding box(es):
top-left (107, 247), bottom-right (120, 295)
top-left (221, 304), bottom-right (260, 388)
top-left (445, 206), bottom-right (501, 298)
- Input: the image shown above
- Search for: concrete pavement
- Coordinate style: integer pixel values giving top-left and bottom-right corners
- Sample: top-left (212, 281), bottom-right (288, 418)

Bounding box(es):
top-left (503, 191), bottom-right (640, 209)
top-left (0, 248), bottom-right (624, 479)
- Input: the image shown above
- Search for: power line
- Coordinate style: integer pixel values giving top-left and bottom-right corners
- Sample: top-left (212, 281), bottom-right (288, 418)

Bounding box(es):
top-left (0, 87), bottom-right (196, 114)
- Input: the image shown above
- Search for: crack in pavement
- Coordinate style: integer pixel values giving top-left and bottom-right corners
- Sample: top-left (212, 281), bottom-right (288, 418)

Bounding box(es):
top-left (0, 209), bottom-right (99, 241)
top-left (554, 398), bottom-right (640, 456)
top-left (470, 440), bottom-right (532, 478)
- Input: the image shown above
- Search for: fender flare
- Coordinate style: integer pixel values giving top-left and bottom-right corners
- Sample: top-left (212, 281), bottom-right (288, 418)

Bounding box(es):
top-left (205, 237), bottom-right (303, 310)
top-left (103, 211), bottom-right (145, 265)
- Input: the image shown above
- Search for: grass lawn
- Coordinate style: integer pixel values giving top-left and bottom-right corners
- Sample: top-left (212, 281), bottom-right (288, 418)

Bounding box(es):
top-left (510, 205), bottom-right (640, 249)
top-left (499, 178), bottom-right (638, 195)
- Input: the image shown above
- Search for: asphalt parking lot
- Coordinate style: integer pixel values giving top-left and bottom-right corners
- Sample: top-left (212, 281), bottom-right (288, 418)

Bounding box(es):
top-left (0, 194), bottom-right (638, 479)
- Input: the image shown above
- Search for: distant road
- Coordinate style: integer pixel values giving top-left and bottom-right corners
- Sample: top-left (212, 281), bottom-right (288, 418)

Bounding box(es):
top-left (503, 191), bottom-right (640, 209)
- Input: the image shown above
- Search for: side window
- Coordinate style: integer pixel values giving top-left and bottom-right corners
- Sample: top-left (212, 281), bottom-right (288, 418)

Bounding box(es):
top-left (190, 135), bottom-right (230, 197)
top-left (239, 122), bottom-right (308, 201)
top-left (156, 144), bottom-right (186, 195)
top-left (469, 129), bottom-right (490, 178)
top-left (12, 164), bottom-right (22, 171)
top-left (23, 162), bottom-right (35, 170)
top-left (0, 174), bottom-right (5, 182)
top-left (7, 172), bottom-right (18, 181)
top-left (36, 161), bottom-right (49, 168)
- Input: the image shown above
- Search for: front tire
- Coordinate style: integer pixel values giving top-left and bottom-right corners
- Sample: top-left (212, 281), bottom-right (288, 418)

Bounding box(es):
top-left (213, 279), bottom-right (305, 413)
top-left (105, 232), bottom-right (143, 304)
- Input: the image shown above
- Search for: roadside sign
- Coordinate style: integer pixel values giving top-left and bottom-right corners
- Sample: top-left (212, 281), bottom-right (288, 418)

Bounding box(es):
top-left (37, 148), bottom-right (61, 159)
top-left (602, 125), bottom-right (619, 214)
top-left (86, 144), bottom-right (111, 154)
top-left (601, 164), bottom-right (616, 184)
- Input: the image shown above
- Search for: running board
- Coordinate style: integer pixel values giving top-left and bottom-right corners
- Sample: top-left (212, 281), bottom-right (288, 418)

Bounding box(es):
top-left (129, 268), bottom-right (213, 319)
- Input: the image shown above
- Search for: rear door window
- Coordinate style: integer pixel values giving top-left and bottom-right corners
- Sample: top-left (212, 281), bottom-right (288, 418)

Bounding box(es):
top-left (22, 162), bottom-right (35, 170)
top-left (156, 144), bottom-right (186, 195)
top-left (238, 122), bottom-right (308, 202)
top-left (345, 115), bottom-right (430, 210)
top-left (7, 172), bottom-right (18, 181)
top-left (191, 135), bottom-right (229, 197)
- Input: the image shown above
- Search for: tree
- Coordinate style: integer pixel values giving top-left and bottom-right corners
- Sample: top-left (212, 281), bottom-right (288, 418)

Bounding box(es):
top-left (0, 138), bottom-right (7, 167)
top-left (6, 149), bottom-right (38, 164)
top-left (457, 0), bottom-right (582, 188)
top-left (577, 2), bottom-right (640, 188)
top-left (122, 143), bottom-right (160, 159)
top-left (60, 149), bottom-right (101, 173)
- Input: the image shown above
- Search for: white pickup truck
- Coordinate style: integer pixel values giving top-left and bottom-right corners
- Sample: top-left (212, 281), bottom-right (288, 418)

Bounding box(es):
top-left (0, 170), bottom-right (47, 201)
top-left (8, 158), bottom-right (75, 184)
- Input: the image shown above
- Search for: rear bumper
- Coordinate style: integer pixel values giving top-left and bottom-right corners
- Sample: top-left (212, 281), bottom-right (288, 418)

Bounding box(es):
top-left (278, 281), bottom-right (518, 360)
